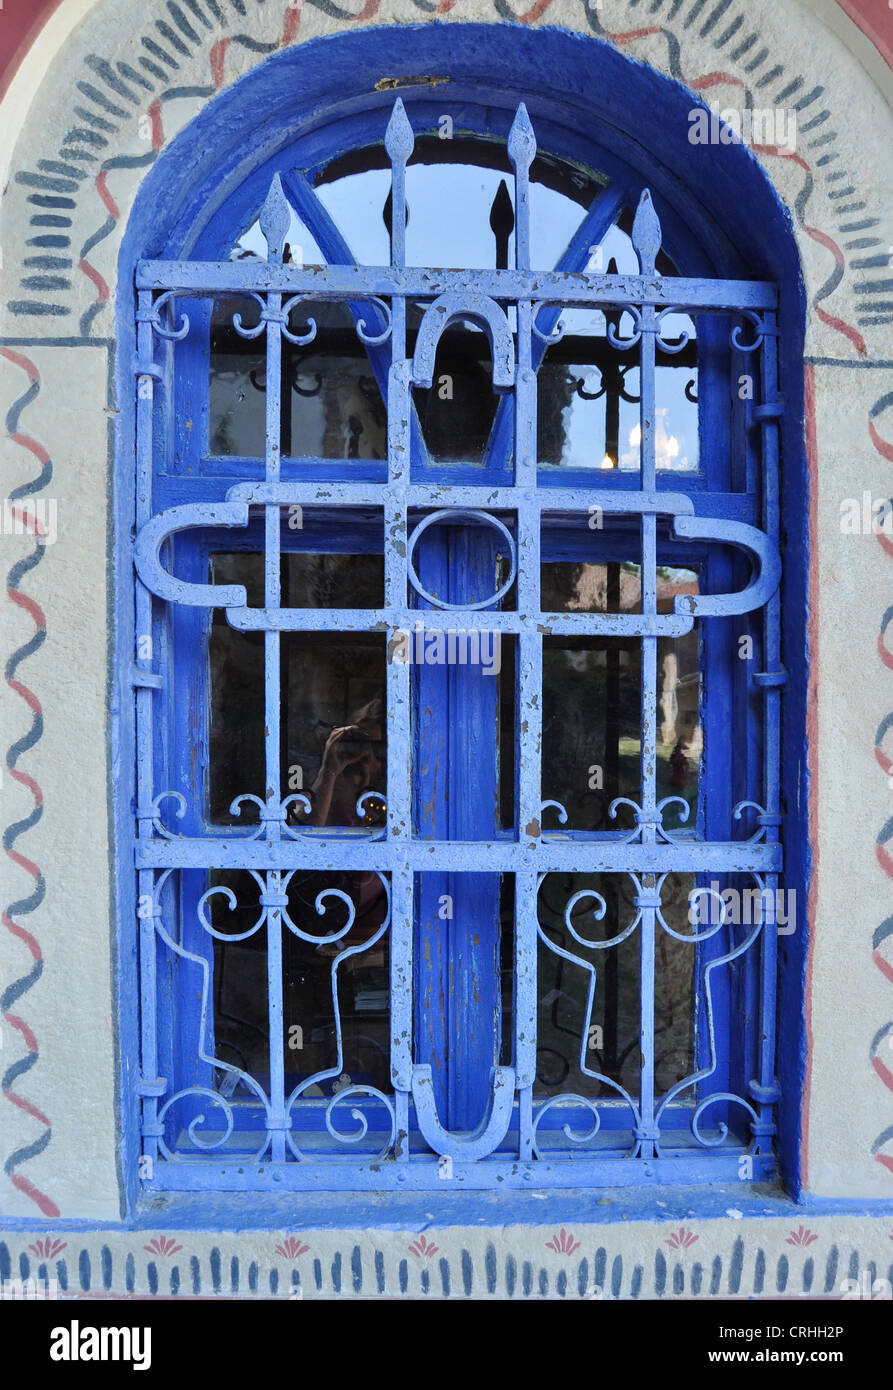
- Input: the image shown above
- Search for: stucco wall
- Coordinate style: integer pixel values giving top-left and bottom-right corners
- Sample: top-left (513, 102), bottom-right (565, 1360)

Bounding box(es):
top-left (1, 0), bottom-right (892, 1297)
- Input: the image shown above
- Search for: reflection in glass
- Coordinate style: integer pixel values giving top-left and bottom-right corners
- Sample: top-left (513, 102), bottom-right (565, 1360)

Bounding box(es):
top-left (207, 868), bottom-right (390, 1098)
top-left (208, 552), bottom-right (386, 827)
top-left (283, 301), bottom-right (386, 460)
top-left (536, 225), bottom-right (699, 473)
top-left (535, 871), bottom-right (695, 1101)
top-left (209, 295), bottom-right (265, 457)
top-left (541, 567), bottom-right (701, 833)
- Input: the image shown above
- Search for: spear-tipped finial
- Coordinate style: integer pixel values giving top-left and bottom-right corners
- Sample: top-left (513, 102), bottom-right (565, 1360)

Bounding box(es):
top-left (385, 98), bottom-right (415, 163)
top-left (260, 173), bottom-right (292, 263)
top-left (507, 102), bottom-right (536, 171)
top-left (631, 188), bottom-right (662, 275)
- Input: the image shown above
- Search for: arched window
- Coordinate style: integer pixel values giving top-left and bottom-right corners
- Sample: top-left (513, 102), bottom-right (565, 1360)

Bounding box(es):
top-left (127, 66), bottom-right (786, 1192)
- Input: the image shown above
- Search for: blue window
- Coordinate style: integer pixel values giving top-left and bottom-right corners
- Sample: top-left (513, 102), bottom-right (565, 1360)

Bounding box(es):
top-left (130, 95), bottom-right (784, 1191)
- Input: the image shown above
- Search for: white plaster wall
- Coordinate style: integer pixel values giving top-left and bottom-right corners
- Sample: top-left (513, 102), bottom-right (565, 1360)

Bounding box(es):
top-left (0, 0), bottom-right (892, 1226)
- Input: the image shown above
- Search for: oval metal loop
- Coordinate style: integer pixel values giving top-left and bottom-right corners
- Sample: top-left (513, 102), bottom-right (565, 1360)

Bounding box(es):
top-left (406, 508), bottom-right (517, 611)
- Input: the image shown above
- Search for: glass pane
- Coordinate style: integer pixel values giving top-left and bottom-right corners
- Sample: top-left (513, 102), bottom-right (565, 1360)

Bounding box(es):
top-left (535, 871), bottom-right (695, 1101)
top-left (207, 868), bottom-right (390, 1098)
top-left (283, 301), bottom-right (387, 460)
top-left (282, 632), bottom-right (386, 830)
top-left (536, 223), bottom-right (699, 473)
top-left (542, 638), bottom-right (641, 833)
top-left (208, 553), bottom-right (386, 826)
top-left (411, 314), bottom-right (499, 464)
top-left (209, 295), bottom-right (265, 457)
top-left (282, 870), bottom-right (390, 1096)
top-left (541, 566), bottom-right (701, 833)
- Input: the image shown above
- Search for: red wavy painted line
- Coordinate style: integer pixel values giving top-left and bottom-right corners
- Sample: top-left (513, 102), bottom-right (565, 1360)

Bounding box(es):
top-left (78, 257), bottom-right (110, 307)
top-left (9, 1174), bottom-right (59, 1220)
top-left (2, 910), bottom-right (41, 962)
top-left (875, 745), bottom-right (893, 778)
top-left (879, 632), bottom-right (893, 672)
top-left (8, 768), bottom-right (43, 808)
top-left (5, 676), bottom-right (42, 720)
top-left (870, 419), bottom-right (893, 464)
top-left (210, 38), bottom-right (232, 87)
top-left (95, 170), bottom-right (119, 222)
top-left (8, 507), bottom-right (49, 538)
top-left (5, 1013), bottom-right (38, 1054)
top-left (0, 348), bottom-right (39, 384)
top-left (5, 1088), bottom-right (52, 1128)
top-left (9, 433), bottom-right (50, 468)
top-left (6, 846), bottom-right (41, 882)
top-left (148, 99), bottom-right (164, 152)
top-left (281, 2), bottom-right (301, 44)
top-left (877, 842), bottom-right (893, 879)
top-left (603, 26), bottom-right (663, 44)
top-left (872, 1053), bottom-right (893, 1094)
top-left (690, 71), bottom-right (745, 90)
top-left (8, 587), bottom-right (48, 641)
top-left (874, 949), bottom-right (893, 987)
top-left (518, 0), bottom-right (557, 24)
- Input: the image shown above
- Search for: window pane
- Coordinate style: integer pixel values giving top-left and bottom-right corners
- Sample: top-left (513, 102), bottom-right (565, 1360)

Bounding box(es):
top-left (209, 295), bottom-right (265, 457)
top-left (535, 871), bottom-right (695, 1102)
top-left (208, 553), bottom-right (386, 826)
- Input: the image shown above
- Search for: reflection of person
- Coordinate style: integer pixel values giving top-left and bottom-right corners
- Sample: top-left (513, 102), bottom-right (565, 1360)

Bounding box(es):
top-left (299, 697), bottom-right (387, 954)
top-left (670, 738), bottom-right (688, 790)
top-left (310, 697), bottom-right (384, 828)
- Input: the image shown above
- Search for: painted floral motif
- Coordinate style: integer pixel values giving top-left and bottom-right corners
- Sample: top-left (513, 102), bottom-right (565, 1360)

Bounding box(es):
top-left (785, 1226), bottom-right (818, 1247)
top-left (408, 1236), bottom-right (439, 1259)
top-left (546, 1229), bottom-right (581, 1256)
top-left (664, 1228), bottom-right (699, 1251)
top-left (275, 1236), bottom-right (310, 1260)
top-left (28, 1238), bottom-right (66, 1260)
top-left (143, 1236), bottom-right (183, 1257)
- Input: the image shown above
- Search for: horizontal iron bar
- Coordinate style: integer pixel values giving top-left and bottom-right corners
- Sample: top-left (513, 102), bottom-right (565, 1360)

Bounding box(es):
top-left (143, 1152), bottom-right (776, 1191)
top-left (155, 475), bottom-right (761, 524)
top-left (136, 838), bottom-right (782, 873)
top-left (219, 482), bottom-right (701, 512)
top-left (136, 260), bottom-right (778, 312)
top-left (222, 608), bottom-right (697, 636)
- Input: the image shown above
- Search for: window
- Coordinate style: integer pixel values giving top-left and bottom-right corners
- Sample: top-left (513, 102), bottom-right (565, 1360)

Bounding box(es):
top-left (130, 96), bottom-right (783, 1190)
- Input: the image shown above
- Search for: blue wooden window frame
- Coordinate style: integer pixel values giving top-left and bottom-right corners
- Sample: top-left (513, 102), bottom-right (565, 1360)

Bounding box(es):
top-left (129, 95), bottom-right (785, 1193)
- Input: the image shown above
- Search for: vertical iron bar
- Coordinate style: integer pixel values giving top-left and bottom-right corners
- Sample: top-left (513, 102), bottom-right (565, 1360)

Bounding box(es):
top-left (264, 292), bottom-right (286, 1161)
top-left (135, 291), bottom-right (160, 1166)
top-left (510, 104), bottom-right (539, 1160)
top-left (386, 101), bottom-right (414, 1156)
top-left (639, 297), bottom-right (658, 1158)
top-left (753, 311), bottom-right (782, 1148)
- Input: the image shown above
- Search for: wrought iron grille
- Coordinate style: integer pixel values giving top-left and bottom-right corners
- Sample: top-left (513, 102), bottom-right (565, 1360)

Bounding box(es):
top-left (131, 100), bottom-right (784, 1189)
